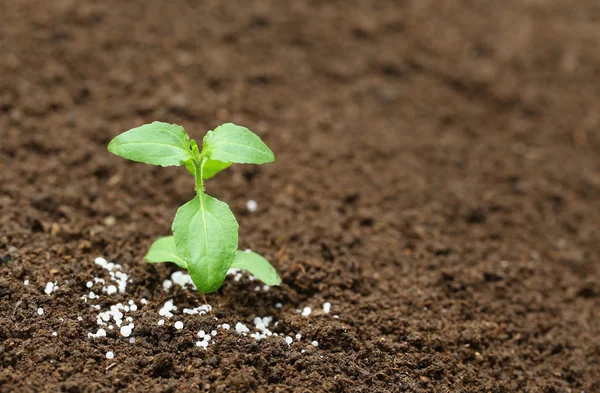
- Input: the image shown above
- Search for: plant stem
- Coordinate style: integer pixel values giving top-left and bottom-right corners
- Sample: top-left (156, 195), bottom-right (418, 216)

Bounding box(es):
top-left (194, 153), bottom-right (206, 195)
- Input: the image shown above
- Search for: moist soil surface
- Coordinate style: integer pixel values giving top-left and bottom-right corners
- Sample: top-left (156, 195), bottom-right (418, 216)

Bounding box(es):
top-left (1, 1), bottom-right (599, 392)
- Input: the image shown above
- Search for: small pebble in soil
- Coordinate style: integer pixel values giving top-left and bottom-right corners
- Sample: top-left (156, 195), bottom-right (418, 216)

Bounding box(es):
top-left (301, 307), bottom-right (312, 317)
top-left (275, 302), bottom-right (282, 309)
top-left (312, 341), bottom-right (319, 347)
top-left (285, 336), bottom-right (293, 345)
top-left (24, 280), bottom-right (29, 286)
top-left (52, 332), bottom-right (57, 336)
top-left (162, 279), bottom-right (173, 291)
top-left (37, 307), bottom-right (44, 316)
top-left (129, 337), bottom-right (136, 343)
top-left (174, 321), bottom-right (184, 330)
top-left (221, 324), bottom-right (230, 330)
top-left (158, 319), bottom-right (165, 326)
top-left (246, 200), bottom-right (257, 212)
top-left (296, 333), bottom-right (302, 340)
top-left (86, 281), bottom-right (93, 288)
top-left (106, 351), bottom-right (114, 359)
top-left (106, 285), bottom-right (117, 295)
top-left (323, 302), bottom-right (331, 314)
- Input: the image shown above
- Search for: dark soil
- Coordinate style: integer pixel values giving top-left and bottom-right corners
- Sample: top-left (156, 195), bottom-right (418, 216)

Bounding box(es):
top-left (1, 1), bottom-right (599, 392)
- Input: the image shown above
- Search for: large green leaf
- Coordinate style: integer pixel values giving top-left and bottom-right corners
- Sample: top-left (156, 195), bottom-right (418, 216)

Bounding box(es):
top-left (202, 123), bottom-right (275, 165)
top-left (231, 250), bottom-right (281, 286)
top-left (172, 194), bottom-right (239, 293)
top-left (145, 236), bottom-right (187, 269)
top-left (108, 121), bottom-right (192, 167)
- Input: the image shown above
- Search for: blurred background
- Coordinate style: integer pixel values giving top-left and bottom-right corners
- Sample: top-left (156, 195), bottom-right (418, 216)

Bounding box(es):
top-left (1, 1), bottom-right (599, 392)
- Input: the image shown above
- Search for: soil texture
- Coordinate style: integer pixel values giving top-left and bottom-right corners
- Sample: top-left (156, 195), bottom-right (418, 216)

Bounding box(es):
top-left (1, 1), bottom-right (599, 392)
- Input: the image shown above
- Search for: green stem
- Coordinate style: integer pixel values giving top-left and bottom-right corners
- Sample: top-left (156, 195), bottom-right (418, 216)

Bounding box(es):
top-left (194, 152), bottom-right (206, 195)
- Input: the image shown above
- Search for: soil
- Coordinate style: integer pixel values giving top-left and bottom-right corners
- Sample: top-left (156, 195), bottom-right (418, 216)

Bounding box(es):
top-left (1, 1), bottom-right (599, 392)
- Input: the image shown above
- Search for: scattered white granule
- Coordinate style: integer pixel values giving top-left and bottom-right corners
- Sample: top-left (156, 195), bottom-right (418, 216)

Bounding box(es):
top-left (174, 321), bottom-right (184, 330)
top-left (323, 302), bottom-right (331, 314)
top-left (196, 341), bottom-right (208, 349)
top-left (275, 302), bottom-right (283, 309)
top-left (86, 281), bottom-right (93, 288)
top-left (105, 351), bottom-right (114, 359)
top-left (24, 280), bottom-right (29, 286)
top-left (211, 330), bottom-right (217, 336)
top-left (88, 328), bottom-right (107, 338)
top-left (312, 341), bottom-right (319, 347)
top-left (221, 324), bottom-right (230, 330)
top-left (89, 292), bottom-right (97, 299)
top-left (77, 316), bottom-right (83, 321)
top-left (301, 307), bottom-right (312, 317)
top-left (236, 322), bottom-right (250, 335)
top-left (157, 319), bottom-right (165, 326)
top-left (120, 325), bottom-right (132, 337)
top-left (296, 333), bottom-right (302, 340)
top-left (162, 280), bottom-right (173, 291)
top-left (197, 330), bottom-right (206, 338)
top-left (129, 337), bottom-right (136, 343)
top-left (246, 200), bottom-right (257, 212)
top-left (285, 336), bottom-right (293, 345)
top-left (37, 307), bottom-right (44, 316)
top-left (140, 298), bottom-right (148, 305)
top-left (333, 315), bottom-right (340, 319)
top-left (44, 282), bottom-right (57, 295)
top-left (158, 300), bottom-right (177, 318)
top-left (182, 304), bottom-right (211, 315)
top-left (51, 332), bottom-right (57, 337)
top-left (263, 285), bottom-right (270, 291)
top-left (171, 271), bottom-right (195, 289)
top-left (106, 285), bottom-right (117, 295)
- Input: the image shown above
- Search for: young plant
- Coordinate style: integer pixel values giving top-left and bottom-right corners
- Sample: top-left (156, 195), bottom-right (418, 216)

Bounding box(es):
top-left (108, 122), bottom-right (281, 293)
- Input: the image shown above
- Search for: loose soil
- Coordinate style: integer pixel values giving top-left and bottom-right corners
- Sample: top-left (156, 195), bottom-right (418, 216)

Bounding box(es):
top-left (1, 1), bottom-right (599, 392)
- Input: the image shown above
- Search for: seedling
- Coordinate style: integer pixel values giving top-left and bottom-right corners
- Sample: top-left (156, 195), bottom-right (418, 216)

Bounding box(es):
top-left (108, 122), bottom-right (281, 293)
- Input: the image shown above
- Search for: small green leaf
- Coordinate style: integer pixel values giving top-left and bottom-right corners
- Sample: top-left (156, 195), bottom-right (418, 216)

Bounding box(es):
top-left (172, 194), bottom-right (239, 293)
top-left (203, 123), bottom-right (275, 165)
top-left (108, 121), bottom-right (192, 167)
top-left (184, 158), bottom-right (196, 176)
top-left (203, 159), bottom-right (232, 179)
top-left (144, 236), bottom-right (187, 269)
top-left (231, 250), bottom-right (282, 286)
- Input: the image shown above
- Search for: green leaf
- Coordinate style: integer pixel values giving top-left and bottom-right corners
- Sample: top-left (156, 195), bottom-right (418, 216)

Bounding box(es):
top-left (172, 194), bottom-right (239, 293)
top-left (231, 250), bottom-right (282, 286)
top-left (144, 236), bottom-right (187, 269)
top-left (202, 123), bottom-right (275, 165)
top-left (108, 121), bottom-right (192, 167)
top-left (202, 159), bottom-right (232, 179)
top-left (184, 158), bottom-right (196, 176)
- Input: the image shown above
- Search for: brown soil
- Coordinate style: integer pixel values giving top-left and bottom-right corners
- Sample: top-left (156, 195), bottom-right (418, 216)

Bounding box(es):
top-left (1, 1), bottom-right (599, 392)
